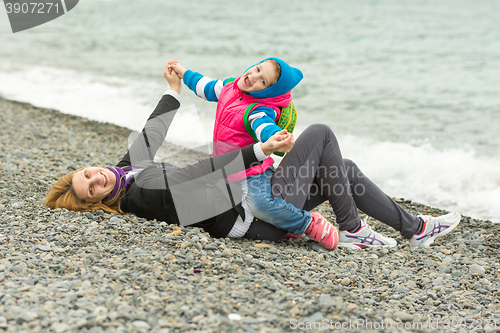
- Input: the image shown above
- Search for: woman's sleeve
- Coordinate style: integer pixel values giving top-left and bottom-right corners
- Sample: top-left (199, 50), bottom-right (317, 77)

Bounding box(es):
top-left (116, 91), bottom-right (181, 168)
top-left (166, 144), bottom-right (263, 186)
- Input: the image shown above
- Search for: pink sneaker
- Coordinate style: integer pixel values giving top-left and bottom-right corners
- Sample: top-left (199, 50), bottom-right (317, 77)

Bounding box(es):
top-left (304, 212), bottom-right (339, 250)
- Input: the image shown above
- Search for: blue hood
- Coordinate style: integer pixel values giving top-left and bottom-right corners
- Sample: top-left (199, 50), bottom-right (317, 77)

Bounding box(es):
top-left (244, 57), bottom-right (303, 98)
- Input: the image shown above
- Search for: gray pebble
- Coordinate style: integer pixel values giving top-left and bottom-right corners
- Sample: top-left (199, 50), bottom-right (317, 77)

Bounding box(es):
top-left (11, 202), bottom-right (22, 208)
top-left (305, 312), bottom-right (323, 322)
top-left (180, 241), bottom-right (191, 249)
top-left (110, 216), bottom-right (123, 224)
top-left (469, 264), bottom-right (485, 275)
top-left (394, 311), bottom-right (413, 322)
top-left (36, 245), bottom-right (51, 252)
top-left (312, 243), bottom-right (329, 252)
top-left (132, 320), bottom-right (150, 329)
top-left (14, 151), bottom-right (29, 158)
top-left (341, 278), bottom-right (351, 286)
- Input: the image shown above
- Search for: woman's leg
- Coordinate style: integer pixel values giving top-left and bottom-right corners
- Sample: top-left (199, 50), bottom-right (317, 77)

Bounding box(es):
top-left (260, 124), bottom-right (458, 248)
top-left (244, 219), bottom-right (288, 241)
top-left (271, 124), bottom-right (421, 239)
top-left (270, 124), bottom-right (361, 233)
top-left (342, 159), bottom-right (421, 239)
top-left (342, 159), bottom-right (461, 246)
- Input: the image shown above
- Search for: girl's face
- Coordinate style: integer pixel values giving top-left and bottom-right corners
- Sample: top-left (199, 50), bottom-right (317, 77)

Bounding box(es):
top-left (237, 60), bottom-right (279, 93)
top-left (72, 167), bottom-right (116, 203)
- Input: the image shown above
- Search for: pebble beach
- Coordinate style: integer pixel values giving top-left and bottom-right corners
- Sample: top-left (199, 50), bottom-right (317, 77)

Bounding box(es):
top-left (1, 97), bottom-right (499, 333)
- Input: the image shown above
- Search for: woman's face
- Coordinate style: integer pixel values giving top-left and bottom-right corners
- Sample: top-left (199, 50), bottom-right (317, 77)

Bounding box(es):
top-left (72, 167), bottom-right (116, 203)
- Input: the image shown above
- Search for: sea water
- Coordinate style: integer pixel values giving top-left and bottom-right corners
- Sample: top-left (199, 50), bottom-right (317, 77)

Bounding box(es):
top-left (1, 0), bottom-right (499, 222)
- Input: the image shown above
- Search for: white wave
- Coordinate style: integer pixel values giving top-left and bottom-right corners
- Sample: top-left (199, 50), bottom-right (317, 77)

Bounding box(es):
top-left (337, 134), bottom-right (500, 223)
top-left (1, 61), bottom-right (498, 223)
top-left (271, 125), bottom-right (500, 223)
top-left (0, 62), bottom-right (162, 132)
top-left (0, 61), bottom-right (215, 147)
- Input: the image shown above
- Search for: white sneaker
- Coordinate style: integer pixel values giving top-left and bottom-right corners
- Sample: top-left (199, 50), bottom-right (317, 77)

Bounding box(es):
top-left (338, 219), bottom-right (397, 249)
top-left (409, 212), bottom-right (461, 250)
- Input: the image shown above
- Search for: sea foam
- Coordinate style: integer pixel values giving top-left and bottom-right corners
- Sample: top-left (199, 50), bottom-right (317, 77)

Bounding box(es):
top-left (337, 133), bottom-right (500, 222)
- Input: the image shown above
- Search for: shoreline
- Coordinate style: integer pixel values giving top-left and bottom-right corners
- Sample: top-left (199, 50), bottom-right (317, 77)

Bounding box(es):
top-left (1, 96), bottom-right (499, 332)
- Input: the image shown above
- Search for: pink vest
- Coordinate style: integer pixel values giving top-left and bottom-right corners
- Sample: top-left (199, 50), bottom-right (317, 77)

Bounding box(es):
top-left (213, 76), bottom-right (292, 181)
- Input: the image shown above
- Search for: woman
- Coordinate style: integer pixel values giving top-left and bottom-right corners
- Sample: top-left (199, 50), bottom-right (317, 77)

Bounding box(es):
top-left (46, 61), bottom-right (461, 250)
top-left (45, 61), bottom-right (296, 239)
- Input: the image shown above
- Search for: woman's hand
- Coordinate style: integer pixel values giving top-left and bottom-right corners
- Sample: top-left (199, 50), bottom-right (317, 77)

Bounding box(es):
top-left (261, 130), bottom-right (295, 156)
top-left (164, 61), bottom-right (182, 93)
top-left (167, 61), bottom-right (187, 79)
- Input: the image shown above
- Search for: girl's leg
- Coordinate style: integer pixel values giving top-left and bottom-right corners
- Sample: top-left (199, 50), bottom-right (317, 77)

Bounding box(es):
top-left (245, 168), bottom-right (313, 236)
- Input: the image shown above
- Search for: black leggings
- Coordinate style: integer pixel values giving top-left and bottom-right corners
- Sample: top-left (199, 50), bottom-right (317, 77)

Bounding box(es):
top-left (245, 124), bottom-right (421, 241)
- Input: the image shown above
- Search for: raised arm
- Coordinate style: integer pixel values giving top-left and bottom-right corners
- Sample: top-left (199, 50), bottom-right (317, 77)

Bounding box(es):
top-left (116, 61), bottom-right (182, 168)
top-left (169, 61), bottom-right (232, 102)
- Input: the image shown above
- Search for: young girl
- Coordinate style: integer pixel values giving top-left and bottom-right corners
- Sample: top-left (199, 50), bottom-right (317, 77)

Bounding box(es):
top-left (169, 57), bottom-right (301, 161)
top-left (169, 58), bottom-right (393, 250)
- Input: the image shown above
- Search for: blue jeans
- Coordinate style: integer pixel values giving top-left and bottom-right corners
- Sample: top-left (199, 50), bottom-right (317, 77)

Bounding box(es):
top-left (245, 167), bottom-right (312, 236)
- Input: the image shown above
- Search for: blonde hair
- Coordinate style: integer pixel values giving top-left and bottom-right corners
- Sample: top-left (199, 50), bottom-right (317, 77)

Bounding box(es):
top-left (45, 168), bottom-right (124, 215)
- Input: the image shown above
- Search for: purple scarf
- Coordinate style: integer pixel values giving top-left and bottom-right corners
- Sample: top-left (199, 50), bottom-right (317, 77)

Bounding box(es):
top-left (102, 166), bottom-right (133, 203)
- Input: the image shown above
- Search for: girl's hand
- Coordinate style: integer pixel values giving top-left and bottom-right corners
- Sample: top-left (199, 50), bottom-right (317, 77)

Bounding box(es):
top-left (261, 130), bottom-right (294, 155)
top-left (168, 61), bottom-right (187, 79)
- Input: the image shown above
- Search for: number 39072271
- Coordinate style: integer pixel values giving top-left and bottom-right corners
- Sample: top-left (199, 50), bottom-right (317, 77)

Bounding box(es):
top-left (5, 2), bottom-right (59, 14)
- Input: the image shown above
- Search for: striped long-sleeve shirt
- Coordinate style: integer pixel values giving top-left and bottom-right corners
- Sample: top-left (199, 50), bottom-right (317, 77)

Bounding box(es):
top-left (183, 70), bottom-right (282, 143)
